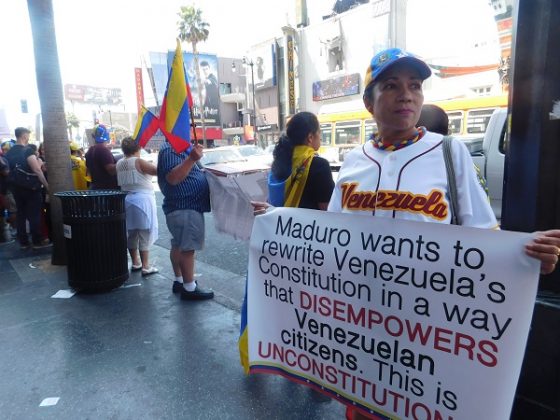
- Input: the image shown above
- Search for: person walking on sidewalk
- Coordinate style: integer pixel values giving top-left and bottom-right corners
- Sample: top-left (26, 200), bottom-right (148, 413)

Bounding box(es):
top-left (117, 137), bottom-right (159, 276)
top-left (157, 140), bottom-right (214, 300)
top-left (5, 127), bottom-right (50, 249)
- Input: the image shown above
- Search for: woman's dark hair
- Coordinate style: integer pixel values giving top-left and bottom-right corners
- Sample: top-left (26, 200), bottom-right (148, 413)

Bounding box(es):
top-left (417, 104), bottom-right (449, 135)
top-left (121, 136), bottom-right (140, 157)
top-left (271, 111), bottom-right (319, 180)
top-left (363, 83), bottom-right (375, 102)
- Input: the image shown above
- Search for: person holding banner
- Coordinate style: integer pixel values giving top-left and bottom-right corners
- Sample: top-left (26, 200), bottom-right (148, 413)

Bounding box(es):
top-left (326, 47), bottom-right (560, 420)
top-left (328, 48), bottom-right (560, 275)
top-left (242, 111), bottom-right (334, 375)
top-left (267, 111), bottom-right (334, 209)
top-left (157, 140), bottom-right (214, 301)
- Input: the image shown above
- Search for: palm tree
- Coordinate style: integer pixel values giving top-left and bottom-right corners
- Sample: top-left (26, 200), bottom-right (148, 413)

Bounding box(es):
top-left (27, 0), bottom-right (74, 265)
top-left (177, 5), bottom-right (210, 148)
top-left (66, 112), bottom-right (80, 141)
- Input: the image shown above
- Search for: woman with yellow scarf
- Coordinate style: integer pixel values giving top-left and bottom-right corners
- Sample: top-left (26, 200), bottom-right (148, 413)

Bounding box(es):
top-left (241, 112), bottom-right (335, 373)
top-left (265, 111), bottom-right (334, 209)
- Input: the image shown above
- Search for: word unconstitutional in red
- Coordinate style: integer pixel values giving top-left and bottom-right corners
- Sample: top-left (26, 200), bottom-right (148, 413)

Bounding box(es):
top-left (255, 343), bottom-right (456, 420)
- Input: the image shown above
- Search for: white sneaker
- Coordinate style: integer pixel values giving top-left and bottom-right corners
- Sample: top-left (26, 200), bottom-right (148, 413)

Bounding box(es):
top-left (141, 266), bottom-right (159, 276)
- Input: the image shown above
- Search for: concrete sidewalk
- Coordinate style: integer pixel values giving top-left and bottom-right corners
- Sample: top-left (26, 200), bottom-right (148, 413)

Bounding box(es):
top-left (0, 240), bottom-right (345, 419)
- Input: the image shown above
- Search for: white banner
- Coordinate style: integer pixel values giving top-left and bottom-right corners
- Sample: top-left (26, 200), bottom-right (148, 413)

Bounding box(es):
top-left (206, 170), bottom-right (268, 241)
top-left (247, 208), bottom-right (540, 420)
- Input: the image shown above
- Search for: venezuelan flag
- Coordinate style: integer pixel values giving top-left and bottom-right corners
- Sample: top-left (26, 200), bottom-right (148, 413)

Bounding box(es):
top-left (160, 39), bottom-right (193, 154)
top-left (132, 106), bottom-right (160, 148)
top-left (239, 279), bottom-right (250, 374)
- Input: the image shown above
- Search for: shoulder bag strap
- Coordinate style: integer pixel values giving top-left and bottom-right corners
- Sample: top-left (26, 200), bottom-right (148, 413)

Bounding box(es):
top-left (443, 136), bottom-right (460, 225)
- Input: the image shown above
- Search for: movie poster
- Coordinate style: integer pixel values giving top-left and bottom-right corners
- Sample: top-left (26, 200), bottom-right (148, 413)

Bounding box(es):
top-left (168, 51), bottom-right (221, 127)
top-left (148, 51), bottom-right (221, 127)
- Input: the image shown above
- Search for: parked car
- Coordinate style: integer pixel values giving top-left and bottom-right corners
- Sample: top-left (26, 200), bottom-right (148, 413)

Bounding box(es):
top-left (236, 145), bottom-right (273, 167)
top-left (110, 147), bottom-right (156, 164)
top-left (200, 146), bottom-right (270, 176)
top-left (469, 108), bottom-right (506, 219)
top-left (110, 148), bottom-right (123, 162)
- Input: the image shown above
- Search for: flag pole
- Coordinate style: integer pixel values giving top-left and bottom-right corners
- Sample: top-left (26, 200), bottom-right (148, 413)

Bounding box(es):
top-left (190, 107), bottom-right (198, 146)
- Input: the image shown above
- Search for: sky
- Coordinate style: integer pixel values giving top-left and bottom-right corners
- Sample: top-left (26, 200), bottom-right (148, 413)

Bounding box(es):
top-left (0, 0), bottom-right (498, 130)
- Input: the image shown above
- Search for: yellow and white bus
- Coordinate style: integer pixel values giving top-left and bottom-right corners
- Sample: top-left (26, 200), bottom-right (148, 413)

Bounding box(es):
top-left (318, 94), bottom-right (508, 167)
top-left (436, 94), bottom-right (508, 136)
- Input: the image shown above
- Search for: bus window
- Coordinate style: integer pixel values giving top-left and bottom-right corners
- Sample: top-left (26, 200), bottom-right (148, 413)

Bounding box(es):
top-left (447, 111), bottom-right (463, 135)
top-left (335, 120), bottom-right (361, 145)
top-left (320, 123), bottom-right (332, 146)
top-left (364, 119), bottom-right (377, 141)
top-left (466, 109), bottom-right (496, 134)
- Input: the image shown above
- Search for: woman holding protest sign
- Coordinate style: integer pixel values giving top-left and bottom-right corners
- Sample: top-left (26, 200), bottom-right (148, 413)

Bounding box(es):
top-left (242, 111), bottom-right (335, 384)
top-left (256, 111), bottom-right (334, 210)
top-left (329, 48), bottom-right (560, 271)
top-left (327, 47), bottom-right (560, 419)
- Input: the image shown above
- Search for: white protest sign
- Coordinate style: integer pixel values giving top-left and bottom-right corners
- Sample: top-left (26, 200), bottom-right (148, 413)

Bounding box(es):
top-left (247, 208), bottom-right (540, 420)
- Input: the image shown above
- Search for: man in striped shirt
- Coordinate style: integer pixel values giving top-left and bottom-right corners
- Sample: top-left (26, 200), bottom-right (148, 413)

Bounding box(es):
top-left (157, 141), bottom-right (214, 300)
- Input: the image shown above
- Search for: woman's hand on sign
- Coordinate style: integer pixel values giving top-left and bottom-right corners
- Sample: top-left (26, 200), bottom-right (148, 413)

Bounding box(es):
top-left (525, 230), bottom-right (560, 274)
top-left (251, 201), bottom-right (271, 216)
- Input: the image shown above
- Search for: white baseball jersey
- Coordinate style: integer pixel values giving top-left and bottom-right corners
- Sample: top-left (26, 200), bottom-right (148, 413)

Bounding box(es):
top-left (327, 131), bottom-right (498, 229)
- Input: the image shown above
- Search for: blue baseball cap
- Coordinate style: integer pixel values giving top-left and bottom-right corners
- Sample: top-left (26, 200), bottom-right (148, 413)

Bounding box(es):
top-left (92, 124), bottom-right (110, 143)
top-left (1, 139), bottom-right (15, 152)
top-left (364, 48), bottom-right (431, 91)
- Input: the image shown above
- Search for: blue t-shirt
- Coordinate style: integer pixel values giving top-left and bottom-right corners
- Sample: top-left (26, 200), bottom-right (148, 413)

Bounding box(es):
top-left (157, 141), bottom-right (210, 215)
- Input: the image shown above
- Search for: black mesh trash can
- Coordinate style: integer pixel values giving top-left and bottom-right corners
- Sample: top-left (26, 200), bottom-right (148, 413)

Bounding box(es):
top-left (55, 190), bottom-right (129, 292)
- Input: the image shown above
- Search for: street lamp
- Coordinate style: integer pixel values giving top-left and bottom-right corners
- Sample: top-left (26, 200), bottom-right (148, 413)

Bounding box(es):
top-left (232, 57), bottom-right (257, 143)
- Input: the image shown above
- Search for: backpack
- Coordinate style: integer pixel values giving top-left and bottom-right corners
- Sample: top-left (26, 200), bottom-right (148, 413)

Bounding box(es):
top-left (6, 145), bottom-right (42, 191)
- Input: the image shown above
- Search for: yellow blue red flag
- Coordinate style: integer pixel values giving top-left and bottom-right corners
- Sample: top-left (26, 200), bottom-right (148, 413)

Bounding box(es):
top-left (160, 39), bottom-right (194, 153)
top-left (239, 280), bottom-right (249, 374)
top-left (132, 105), bottom-right (159, 148)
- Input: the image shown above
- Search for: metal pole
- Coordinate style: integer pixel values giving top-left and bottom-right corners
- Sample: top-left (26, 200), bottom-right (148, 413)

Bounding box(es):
top-left (250, 60), bottom-right (257, 143)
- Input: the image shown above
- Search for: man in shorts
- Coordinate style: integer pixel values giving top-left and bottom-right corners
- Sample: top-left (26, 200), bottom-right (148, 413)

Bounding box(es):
top-left (157, 140), bottom-right (214, 300)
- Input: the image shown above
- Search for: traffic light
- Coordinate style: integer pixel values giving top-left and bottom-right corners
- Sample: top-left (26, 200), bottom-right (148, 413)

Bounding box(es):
top-left (20, 99), bottom-right (28, 113)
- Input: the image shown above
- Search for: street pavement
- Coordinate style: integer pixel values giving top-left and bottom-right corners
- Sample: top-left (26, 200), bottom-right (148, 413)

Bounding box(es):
top-left (0, 192), bottom-right (346, 419)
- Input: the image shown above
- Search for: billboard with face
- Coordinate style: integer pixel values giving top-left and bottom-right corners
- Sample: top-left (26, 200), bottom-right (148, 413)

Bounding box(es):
top-left (248, 42), bottom-right (276, 91)
top-left (148, 51), bottom-right (221, 127)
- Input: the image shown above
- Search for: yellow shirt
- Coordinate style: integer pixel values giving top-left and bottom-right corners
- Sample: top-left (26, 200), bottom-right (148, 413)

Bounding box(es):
top-left (71, 155), bottom-right (89, 190)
